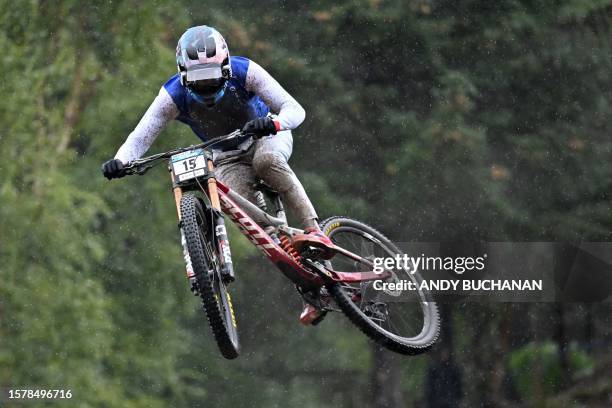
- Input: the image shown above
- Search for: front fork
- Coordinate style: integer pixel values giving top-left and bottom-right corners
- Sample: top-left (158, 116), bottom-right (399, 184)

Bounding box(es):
top-left (172, 178), bottom-right (198, 293)
top-left (172, 159), bottom-right (235, 291)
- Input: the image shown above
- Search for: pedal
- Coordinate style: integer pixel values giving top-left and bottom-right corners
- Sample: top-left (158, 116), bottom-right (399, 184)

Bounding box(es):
top-left (311, 310), bottom-right (328, 326)
top-left (364, 302), bottom-right (389, 322)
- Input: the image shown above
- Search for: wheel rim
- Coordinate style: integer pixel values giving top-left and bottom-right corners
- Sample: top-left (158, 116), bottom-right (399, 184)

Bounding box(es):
top-left (328, 226), bottom-right (433, 343)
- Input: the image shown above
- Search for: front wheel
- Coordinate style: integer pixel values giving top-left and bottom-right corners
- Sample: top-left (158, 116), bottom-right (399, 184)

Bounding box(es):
top-left (180, 193), bottom-right (240, 359)
top-left (320, 217), bottom-right (440, 355)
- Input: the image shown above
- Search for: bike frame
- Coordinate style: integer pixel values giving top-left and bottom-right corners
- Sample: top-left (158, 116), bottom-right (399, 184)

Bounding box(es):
top-left (170, 156), bottom-right (389, 290)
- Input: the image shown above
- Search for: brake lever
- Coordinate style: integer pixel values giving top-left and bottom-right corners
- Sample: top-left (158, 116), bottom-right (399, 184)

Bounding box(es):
top-left (123, 163), bottom-right (153, 176)
top-left (135, 164), bottom-right (154, 175)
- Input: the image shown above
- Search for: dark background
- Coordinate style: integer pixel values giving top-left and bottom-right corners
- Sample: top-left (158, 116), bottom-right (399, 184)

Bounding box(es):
top-left (1, 0), bottom-right (612, 406)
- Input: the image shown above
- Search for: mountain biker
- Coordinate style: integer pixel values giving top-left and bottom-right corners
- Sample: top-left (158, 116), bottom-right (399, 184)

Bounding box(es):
top-left (101, 25), bottom-right (330, 324)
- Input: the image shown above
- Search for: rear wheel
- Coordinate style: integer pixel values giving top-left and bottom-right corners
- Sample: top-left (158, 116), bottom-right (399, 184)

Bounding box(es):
top-left (320, 217), bottom-right (440, 355)
top-left (180, 193), bottom-right (239, 359)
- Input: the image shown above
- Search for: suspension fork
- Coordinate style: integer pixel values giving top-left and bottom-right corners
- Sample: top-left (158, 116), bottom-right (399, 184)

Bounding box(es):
top-left (206, 159), bottom-right (235, 282)
top-left (171, 159), bottom-right (235, 285)
top-left (172, 177), bottom-right (183, 219)
top-left (170, 169), bottom-right (197, 291)
top-left (206, 159), bottom-right (221, 209)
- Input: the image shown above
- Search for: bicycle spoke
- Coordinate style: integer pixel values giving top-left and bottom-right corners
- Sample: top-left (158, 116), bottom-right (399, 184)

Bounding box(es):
top-left (327, 226), bottom-right (427, 340)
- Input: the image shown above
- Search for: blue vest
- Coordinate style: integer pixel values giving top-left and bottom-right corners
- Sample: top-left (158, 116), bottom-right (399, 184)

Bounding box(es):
top-left (163, 56), bottom-right (270, 150)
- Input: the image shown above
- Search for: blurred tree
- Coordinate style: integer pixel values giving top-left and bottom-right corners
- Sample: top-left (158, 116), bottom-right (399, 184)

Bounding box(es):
top-left (2, 0), bottom-right (612, 406)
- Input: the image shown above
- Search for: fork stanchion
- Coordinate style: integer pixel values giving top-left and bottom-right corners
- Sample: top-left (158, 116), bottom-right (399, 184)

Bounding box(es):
top-left (206, 158), bottom-right (235, 282)
top-left (170, 171), bottom-right (183, 219)
top-left (173, 188), bottom-right (183, 219)
top-left (207, 159), bottom-right (221, 210)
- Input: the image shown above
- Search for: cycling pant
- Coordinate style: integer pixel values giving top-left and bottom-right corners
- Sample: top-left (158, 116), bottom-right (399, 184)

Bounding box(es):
top-left (213, 130), bottom-right (318, 229)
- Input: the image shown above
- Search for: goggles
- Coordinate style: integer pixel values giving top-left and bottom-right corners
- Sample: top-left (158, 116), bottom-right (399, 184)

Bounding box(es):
top-left (184, 63), bottom-right (227, 96)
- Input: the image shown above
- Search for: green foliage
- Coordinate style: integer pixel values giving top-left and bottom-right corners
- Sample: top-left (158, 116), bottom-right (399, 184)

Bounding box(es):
top-left (508, 341), bottom-right (595, 399)
top-left (1, 0), bottom-right (611, 406)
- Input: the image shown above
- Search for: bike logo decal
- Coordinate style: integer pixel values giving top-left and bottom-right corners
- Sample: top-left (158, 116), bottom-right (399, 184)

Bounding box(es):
top-left (180, 230), bottom-right (195, 278)
top-left (215, 224), bottom-right (227, 236)
top-left (219, 239), bottom-right (233, 264)
top-left (215, 225), bottom-right (234, 264)
top-left (324, 222), bottom-right (340, 235)
top-left (219, 195), bottom-right (276, 256)
top-left (226, 291), bottom-right (237, 328)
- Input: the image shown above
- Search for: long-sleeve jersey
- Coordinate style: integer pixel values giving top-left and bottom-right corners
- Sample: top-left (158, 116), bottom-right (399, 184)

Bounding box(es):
top-left (115, 56), bottom-right (305, 163)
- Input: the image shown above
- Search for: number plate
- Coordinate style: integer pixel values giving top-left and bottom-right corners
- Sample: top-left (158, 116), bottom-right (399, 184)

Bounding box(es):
top-left (171, 149), bottom-right (208, 182)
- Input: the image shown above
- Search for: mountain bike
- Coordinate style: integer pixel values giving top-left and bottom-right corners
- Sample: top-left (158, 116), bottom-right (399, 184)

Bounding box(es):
top-left (121, 130), bottom-right (440, 359)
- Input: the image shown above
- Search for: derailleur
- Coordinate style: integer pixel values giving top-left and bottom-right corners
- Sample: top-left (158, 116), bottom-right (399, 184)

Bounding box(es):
top-left (363, 302), bottom-right (390, 324)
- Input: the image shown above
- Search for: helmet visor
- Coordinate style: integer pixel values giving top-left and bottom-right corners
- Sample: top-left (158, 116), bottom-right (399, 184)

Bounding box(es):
top-left (185, 64), bottom-right (226, 96)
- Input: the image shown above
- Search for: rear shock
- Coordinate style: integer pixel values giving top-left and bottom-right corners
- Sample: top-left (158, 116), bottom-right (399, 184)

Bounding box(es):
top-left (279, 235), bottom-right (303, 266)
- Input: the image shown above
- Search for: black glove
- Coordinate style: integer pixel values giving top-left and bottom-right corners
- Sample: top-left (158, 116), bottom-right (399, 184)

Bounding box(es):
top-left (242, 117), bottom-right (278, 139)
top-left (101, 159), bottom-right (126, 180)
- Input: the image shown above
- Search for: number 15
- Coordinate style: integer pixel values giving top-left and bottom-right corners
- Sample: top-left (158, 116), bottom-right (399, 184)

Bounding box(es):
top-left (182, 158), bottom-right (196, 171)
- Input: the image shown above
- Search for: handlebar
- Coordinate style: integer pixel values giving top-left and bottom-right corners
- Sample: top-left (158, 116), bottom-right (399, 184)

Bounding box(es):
top-left (122, 129), bottom-right (244, 176)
